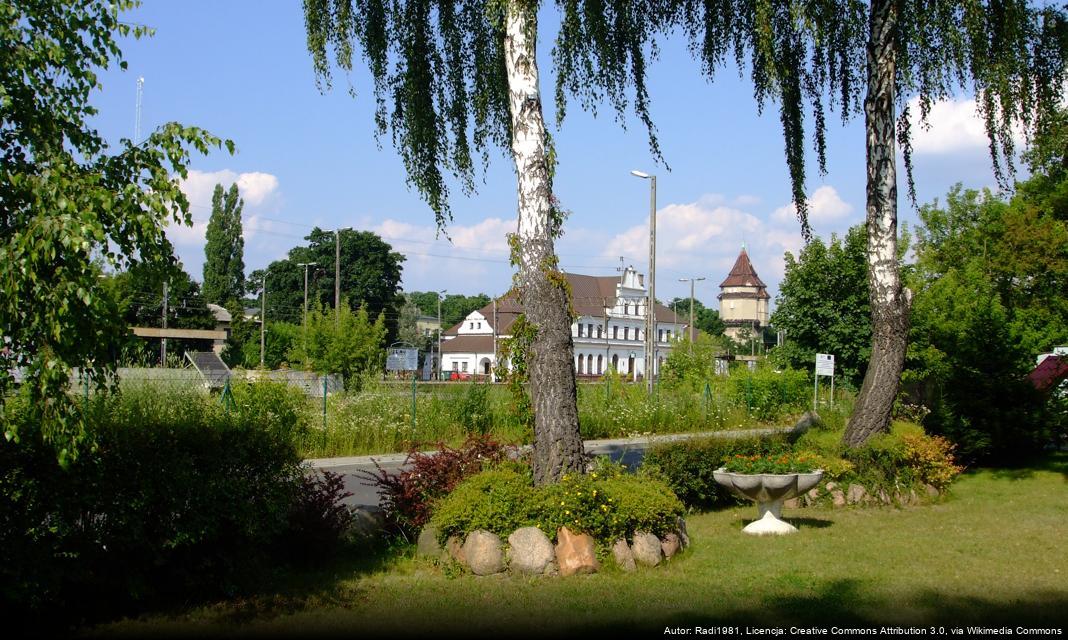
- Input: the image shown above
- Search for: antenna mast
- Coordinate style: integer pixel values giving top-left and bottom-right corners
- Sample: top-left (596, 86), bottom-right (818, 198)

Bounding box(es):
top-left (134, 76), bottom-right (144, 143)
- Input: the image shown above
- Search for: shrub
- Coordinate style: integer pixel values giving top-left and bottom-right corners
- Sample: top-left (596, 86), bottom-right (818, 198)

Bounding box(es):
top-left (453, 381), bottom-right (492, 435)
top-left (282, 470), bottom-right (355, 563)
top-left (359, 435), bottom-right (515, 537)
top-left (429, 465), bottom-right (684, 546)
top-left (900, 432), bottom-right (965, 490)
top-left (430, 467), bottom-right (537, 540)
top-left (641, 434), bottom-right (791, 508)
top-left (728, 367), bottom-right (810, 421)
top-left (0, 383), bottom-right (309, 630)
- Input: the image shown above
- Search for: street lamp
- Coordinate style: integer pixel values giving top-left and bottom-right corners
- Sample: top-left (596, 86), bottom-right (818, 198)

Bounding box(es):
top-left (631, 169), bottom-right (656, 394)
top-left (437, 289), bottom-right (447, 380)
top-left (678, 276), bottom-right (706, 349)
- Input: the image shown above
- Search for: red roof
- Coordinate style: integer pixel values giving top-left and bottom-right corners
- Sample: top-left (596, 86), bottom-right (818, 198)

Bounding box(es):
top-left (1027, 355), bottom-right (1068, 392)
top-left (719, 248), bottom-right (767, 289)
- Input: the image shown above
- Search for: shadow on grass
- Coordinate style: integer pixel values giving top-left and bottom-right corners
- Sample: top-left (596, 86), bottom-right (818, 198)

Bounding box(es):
top-left (738, 516), bottom-right (834, 530)
top-left (986, 451), bottom-right (1068, 483)
top-left (574, 580), bottom-right (1068, 638)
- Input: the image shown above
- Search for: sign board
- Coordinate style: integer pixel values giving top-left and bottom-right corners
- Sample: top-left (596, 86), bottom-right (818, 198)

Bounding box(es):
top-left (815, 353), bottom-right (835, 376)
top-left (386, 347), bottom-right (419, 372)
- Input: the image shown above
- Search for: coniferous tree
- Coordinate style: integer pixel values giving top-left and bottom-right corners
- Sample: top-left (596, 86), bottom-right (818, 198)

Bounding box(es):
top-left (202, 183), bottom-right (245, 305)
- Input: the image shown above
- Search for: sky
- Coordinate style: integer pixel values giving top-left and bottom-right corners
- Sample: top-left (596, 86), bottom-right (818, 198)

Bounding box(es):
top-left (89, 1), bottom-right (1017, 311)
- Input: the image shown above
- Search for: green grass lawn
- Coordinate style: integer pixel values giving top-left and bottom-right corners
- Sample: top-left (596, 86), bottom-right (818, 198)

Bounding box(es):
top-left (89, 454), bottom-right (1068, 638)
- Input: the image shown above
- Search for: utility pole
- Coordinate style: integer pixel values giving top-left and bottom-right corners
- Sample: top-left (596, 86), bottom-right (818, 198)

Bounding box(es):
top-left (679, 276), bottom-right (706, 351)
top-left (260, 274), bottom-right (267, 368)
top-left (298, 262), bottom-right (317, 357)
top-left (161, 281), bottom-right (168, 367)
top-left (334, 229), bottom-right (342, 327)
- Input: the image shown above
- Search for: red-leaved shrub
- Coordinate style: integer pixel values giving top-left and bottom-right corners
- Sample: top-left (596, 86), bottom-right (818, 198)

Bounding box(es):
top-left (358, 435), bottom-right (517, 537)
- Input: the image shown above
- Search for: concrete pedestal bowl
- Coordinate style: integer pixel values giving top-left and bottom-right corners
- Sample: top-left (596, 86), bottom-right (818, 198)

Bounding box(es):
top-left (712, 469), bottom-right (823, 535)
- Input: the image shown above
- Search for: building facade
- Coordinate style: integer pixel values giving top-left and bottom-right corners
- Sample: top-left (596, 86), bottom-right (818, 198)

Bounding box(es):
top-left (440, 267), bottom-right (684, 379)
top-left (717, 247), bottom-right (770, 343)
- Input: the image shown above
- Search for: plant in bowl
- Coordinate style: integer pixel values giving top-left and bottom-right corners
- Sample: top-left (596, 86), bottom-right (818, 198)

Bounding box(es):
top-left (713, 453), bottom-right (823, 536)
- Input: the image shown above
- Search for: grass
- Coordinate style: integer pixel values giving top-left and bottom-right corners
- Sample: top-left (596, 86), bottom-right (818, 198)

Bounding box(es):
top-left (87, 452), bottom-right (1068, 637)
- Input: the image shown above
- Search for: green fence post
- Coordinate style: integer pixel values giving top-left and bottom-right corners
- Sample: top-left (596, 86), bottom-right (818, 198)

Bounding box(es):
top-left (411, 374), bottom-right (417, 429)
top-left (322, 376), bottom-right (328, 451)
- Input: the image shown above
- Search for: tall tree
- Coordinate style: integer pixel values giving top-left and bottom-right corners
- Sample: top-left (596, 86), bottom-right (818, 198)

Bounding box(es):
top-left (202, 183), bottom-right (245, 305)
top-left (251, 228), bottom-right (404, 332)
top-left (843, 1), bottom-right (1067, 447)
top-left (0, 0), bottom-right (229, 450)
top-left (304, 1), bottom-right (862, 483)
top-left (771, 225), bottom-right (873, 388)
top-left (668, 297), bottom-right (725, 337)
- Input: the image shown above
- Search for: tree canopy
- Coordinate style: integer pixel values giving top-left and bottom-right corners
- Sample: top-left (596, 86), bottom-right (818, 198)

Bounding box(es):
top-left (202, 183), bottom-right (246, 306)
top-left (0, 0), bottom-right (229, 449)
top-left (250, 228), bottom-right (404, 333)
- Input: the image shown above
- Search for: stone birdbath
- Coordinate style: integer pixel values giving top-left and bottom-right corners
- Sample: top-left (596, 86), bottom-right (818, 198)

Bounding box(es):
top-left (713, 468), bottom-right (823, 535)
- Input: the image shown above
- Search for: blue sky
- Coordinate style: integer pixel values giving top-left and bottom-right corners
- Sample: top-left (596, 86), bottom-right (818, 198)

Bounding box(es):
top-left (91, 1), bottom-right (1013, 309)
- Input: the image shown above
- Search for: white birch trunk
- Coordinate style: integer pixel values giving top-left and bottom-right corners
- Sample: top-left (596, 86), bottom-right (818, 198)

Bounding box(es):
top-left (845, 0), bottom-right (912, 447)
top-left (504, 2), bottom-right (584, 484)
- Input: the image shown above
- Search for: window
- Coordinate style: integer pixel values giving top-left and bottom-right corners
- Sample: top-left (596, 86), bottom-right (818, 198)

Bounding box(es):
top-left (658, 330), bottom-right (663, 342)
top-left (461, 361), bottom-right (468, 372)
top-left (597, 326), bottom-right (602, 338)
top-left (612, 326), bottom-right (618, 339)
top-left (624, 327), bottom-right (629, 340)
top-left (577, 324), bottom-right (583, 337)
top-left (452, 362), bottom-right (458, 371)
top-left (624, 303), bottom-right (630, 315)
top-left (597, 354), bottom-right (603, 374)
top-left (587, 323), bottom-right (593, 337)
top-left (477, 322), bottom-right (481, 329)
top-left (469, 322), bottom-right (474, 329)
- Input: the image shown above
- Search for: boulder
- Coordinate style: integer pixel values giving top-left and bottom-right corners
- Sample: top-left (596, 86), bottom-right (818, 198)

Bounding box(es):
top-left (508, 527), bottom-right (556, 575)
top-left (347, 505), bottom-right (385, 541)
top-left (877, 489), bottom-right (892, 505)
top-left (612, 538), bottom-right (636, 572)
top-left (631, 531), bottom-right (662, 567)
top-left (804, 487), bottom-right (821, 507)
top-left (555, 527), bottom-right (598, 576)
top-left (416, 525), bottom-right (443, 558)
top-left (830, 489), bottom-right (847, 508)
top-left (847, 484), bottom-right (867, 505)
top-left (462, 530), bottom-right (505, 576)
top-left (661, 533), bottom-right (681, 559)
top-left (784, 498), bottom-right (801, 509)
top-left (925, 484), bottom-right (941, 498)
top-left (445, 535), bottom-right (466, 565)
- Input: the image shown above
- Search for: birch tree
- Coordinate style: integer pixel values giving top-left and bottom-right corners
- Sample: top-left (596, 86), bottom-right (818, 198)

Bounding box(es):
top-left (843, 0), bottom-right (1067, 446)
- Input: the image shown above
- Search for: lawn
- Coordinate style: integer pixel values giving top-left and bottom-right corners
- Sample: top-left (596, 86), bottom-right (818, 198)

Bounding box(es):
top-left (88, 454), bottom-right (1068, 638)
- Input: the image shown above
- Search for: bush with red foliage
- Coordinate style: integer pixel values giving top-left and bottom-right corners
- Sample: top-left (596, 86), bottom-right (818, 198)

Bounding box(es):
top-left (283, 470), bottom-right (354, 562)
top-left (358, 435), bottom-right (519, 537)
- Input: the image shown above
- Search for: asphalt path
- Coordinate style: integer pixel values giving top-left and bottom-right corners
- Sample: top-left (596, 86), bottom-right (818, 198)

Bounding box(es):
top-left (306, 427), bottom-right (792, 508)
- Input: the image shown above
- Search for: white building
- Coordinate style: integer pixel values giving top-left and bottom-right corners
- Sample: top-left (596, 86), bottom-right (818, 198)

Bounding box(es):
top-left (440, 267), bottom-right (684, 379)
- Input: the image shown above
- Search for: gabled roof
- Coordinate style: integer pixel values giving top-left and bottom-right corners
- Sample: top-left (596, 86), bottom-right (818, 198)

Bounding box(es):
top-left (442, 272), bottom-right (682, 337)
top-left (1028, 355), bottom-right (1068, 393)
top-left (720, 248), bottom-right (767, 289)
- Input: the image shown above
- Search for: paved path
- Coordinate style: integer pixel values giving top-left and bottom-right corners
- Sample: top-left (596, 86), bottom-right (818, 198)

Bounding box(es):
top-left (306, 426), bottom-right (794, 508)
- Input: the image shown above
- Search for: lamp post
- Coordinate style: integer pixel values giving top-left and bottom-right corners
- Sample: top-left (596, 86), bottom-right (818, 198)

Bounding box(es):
top-left (436, 289), bottom-right (447, 380)
top-left (631, 170), bottom-right (656, 394)
top-left (679, 276), bottom-right (706, 350)
top-left (297, 262), bottom-right (317, 358)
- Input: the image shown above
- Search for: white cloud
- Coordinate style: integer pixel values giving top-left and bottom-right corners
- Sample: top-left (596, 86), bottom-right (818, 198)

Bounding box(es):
top-left (906, 96), bottom-right (1026, 155)
top-left (772, 185), bottom-right (853, 225)
top-left (178, 169), bottom-right (283, 218)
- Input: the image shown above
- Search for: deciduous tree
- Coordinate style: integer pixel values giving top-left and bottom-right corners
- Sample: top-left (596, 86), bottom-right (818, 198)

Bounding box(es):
top-left (0, 0), bottom-right (230, 452)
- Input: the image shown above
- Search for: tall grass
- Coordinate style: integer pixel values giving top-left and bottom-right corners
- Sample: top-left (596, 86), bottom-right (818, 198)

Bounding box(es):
top-left (81, 363), bottom-right (829, 458)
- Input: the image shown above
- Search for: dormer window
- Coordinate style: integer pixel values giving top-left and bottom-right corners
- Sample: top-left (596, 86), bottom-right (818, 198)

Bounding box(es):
top-left (624, 303), bottom-right (630, 315)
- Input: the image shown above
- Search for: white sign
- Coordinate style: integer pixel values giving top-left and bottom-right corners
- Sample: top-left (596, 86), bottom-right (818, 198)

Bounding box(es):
top-left (815, 353), bottom-right (835, 376)
top-left (387, 348), bottom-right (420, 371)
